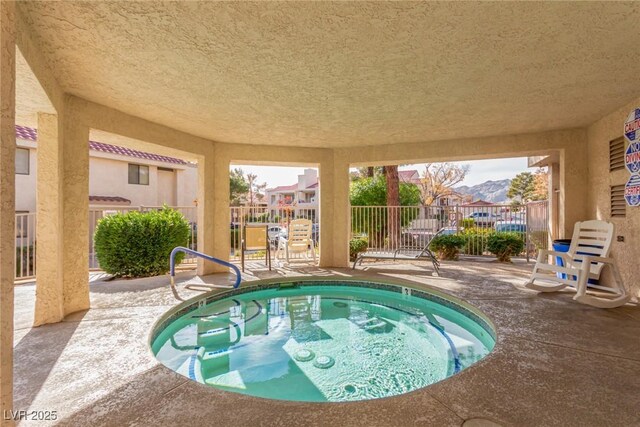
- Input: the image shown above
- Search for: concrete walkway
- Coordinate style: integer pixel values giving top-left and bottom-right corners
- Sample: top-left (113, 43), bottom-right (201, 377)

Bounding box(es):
top-left (12, 259), bottom-right (640, 426)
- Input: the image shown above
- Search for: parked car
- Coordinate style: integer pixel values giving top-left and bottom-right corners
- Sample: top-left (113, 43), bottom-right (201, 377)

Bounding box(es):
top-left (466, 212), bottom-right (501, 227)
top-left (494, 221), bottom-right (526, 233)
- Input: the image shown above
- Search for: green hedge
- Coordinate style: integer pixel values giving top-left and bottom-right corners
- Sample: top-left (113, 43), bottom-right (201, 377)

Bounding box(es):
top-left (349, 237), bottom-right (368, 261)
top-left (94, 207), bottom-right (190, 277)
top-left (486, 232), bottom-right (525, 263)
top-left (461, 229), bottom-right (490, 256)
top-left (430, 234), bottom-right (466, 261)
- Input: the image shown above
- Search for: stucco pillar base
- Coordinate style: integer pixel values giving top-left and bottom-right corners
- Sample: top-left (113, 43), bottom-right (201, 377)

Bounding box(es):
top-left (34, 113), bottom-right (64, 324)
top-left (34, 104), bottom-right (90, 326)
top-left (559, 140), bottom-right (588, 238)
top-left (0, 1), bottom-right (16, 423)
top-left (319, 154), bottom-right (350, 268)
top-left (197, 144), bottom-right (229, 275)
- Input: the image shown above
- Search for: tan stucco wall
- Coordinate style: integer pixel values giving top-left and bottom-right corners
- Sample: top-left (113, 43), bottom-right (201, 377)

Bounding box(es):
top-left (0, 1), bottom-right (16, 422)
top-left (176, 167), bottom-right (198, 207)
top-left (587, 98), bottom-right (640, 299)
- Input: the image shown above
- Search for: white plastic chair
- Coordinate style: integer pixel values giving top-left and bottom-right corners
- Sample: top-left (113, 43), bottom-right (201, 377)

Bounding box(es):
top-left (276, 219), bottom-right (316, 264)
top-left (525, 220), bottom-right (630, 308)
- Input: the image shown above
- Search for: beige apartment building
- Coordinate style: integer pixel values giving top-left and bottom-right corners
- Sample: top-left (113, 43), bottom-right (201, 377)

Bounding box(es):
top-left (15, 125), bottom-right (197, 213)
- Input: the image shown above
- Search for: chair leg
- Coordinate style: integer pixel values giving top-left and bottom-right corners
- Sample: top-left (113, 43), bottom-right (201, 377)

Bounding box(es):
top-left (311, 241), bottom-right (316, 263)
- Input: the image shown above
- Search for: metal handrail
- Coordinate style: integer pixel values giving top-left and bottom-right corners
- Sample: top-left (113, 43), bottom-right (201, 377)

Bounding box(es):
top-left (169, 246), bottom-right (241, 289)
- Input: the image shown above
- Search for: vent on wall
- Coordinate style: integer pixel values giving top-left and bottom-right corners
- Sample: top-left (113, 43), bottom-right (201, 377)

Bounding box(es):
top-left (611, 185), bottom-right (626, 218)
top-left (609, 137), bottom-right (625, 171)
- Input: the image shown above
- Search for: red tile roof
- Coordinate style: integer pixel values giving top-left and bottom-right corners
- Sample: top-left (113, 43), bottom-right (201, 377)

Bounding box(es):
top-left (399, 170), bottom-right (421, 184)
top-left (89, 195), bottom-right (131, 204)
top-left (268, 181), bottom-right (319, 192)
top-left (15, 125), bottom-right (187, 165)
top-left (268, 183), bottom-right (299, 192)
top-left (467, 200), bottom-right (494, 206)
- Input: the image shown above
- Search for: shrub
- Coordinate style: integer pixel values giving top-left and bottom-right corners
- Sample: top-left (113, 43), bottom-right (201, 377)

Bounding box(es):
top-left (486, 232), bottom-right (525, 262)
top-left (463, 230), bottom-right (487, 255)
top-left (430, 234), bottom-right (466, 261)
top-left (94, 207), bottom-right (190, 277)
top-left (349, 237), bottom-right (369, 261)
top-left (460, 218), bottom-right (475, 229)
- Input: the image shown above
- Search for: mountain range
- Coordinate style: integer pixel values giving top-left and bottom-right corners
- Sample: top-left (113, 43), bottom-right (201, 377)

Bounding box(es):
top-left (455, 179), bottom-right (512, 203)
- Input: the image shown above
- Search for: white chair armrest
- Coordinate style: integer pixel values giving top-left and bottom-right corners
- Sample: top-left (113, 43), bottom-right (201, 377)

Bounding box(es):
top-left (574, 255), bottom-right (614, 264)
top-left (542, 250), bottom-right (571, 258)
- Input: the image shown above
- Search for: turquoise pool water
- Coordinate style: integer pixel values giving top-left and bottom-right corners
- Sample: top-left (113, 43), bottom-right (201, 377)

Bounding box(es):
top-left (151, 282), bottom-right (495, 402)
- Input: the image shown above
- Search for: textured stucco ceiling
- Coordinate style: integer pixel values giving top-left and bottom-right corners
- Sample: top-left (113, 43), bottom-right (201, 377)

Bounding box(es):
top-left (16, 1), bottom-right (640, 148)
top-left (16, 48), bottom-right (55, 127)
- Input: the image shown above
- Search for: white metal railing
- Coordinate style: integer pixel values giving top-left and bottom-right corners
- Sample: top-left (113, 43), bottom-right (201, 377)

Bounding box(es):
top-left (16, 201), bottom-right (548, 280)
top-left (15, 212), bottom-right (36, 280)
top-left (230, 206), bottom-right (318, 261)
top-left (350, 201), bottom-right (549, 261)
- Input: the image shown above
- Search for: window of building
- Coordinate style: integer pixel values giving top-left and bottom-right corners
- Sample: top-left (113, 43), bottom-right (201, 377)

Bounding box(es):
top-left (15, 148), bottom-right (29, 175)
top-left (128, 164), bottom-right (149, 185)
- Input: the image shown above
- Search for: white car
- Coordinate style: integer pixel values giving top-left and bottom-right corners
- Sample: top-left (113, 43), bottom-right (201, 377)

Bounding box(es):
top-left (267, 226), bottom-right (282, 241)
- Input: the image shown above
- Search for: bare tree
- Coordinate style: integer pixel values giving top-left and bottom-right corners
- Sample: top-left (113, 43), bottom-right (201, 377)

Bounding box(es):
top-left (246, 173), bottom-right (266, 206)
top-left (419, 163), bottom-right (470, 206)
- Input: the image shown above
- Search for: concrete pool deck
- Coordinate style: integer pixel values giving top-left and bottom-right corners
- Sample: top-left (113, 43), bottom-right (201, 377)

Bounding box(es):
top-left (12, 259), bottom-right (640, 426)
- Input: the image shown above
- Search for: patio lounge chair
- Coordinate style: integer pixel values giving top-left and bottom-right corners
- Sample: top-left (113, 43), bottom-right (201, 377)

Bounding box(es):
top-left (241, 224), bottom-right (271, 272)
top-left (524, 220), bottom-right (630, 308)
top-left (276, 219), bottom-right (316, 264)
top-left (352, 229), bottom-right (442, 274)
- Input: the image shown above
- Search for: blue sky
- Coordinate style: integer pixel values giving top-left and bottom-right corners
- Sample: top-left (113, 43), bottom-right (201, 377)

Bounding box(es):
top-left (233, 157), bottom-right (530, 189)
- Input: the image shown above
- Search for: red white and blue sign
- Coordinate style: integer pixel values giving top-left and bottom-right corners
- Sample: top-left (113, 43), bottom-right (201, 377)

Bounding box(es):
top-left (624, 109), bottom-right (640, 207)
top-left (624, 108), bottom-right (640, 142)
top-left (625, 174), bottom-right (640, 206)
top-left (626, 141), bottom-right (640, 174)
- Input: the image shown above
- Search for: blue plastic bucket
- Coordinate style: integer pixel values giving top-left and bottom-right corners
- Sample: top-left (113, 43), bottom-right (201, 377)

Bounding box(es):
top-left (552, 239), bottom-right (599, 285)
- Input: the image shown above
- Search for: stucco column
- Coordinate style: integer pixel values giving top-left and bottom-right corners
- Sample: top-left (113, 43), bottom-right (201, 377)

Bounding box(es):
top-left (559, 141), bottom-right (588, 238)
top-left (34, 102), bottom-right (90, 325)
top-left (34, 113), bottom-right (64, 324)
top-left (61, 111), bottom-right (90, 315)
top-left (0, 1), bottom-right (16, 422)
top-left (548, 162), bottom-right (560, 242)
top-left (197, 143), bottom-right (229, 275)
top-left (319, 153), bottom-right (350, 268)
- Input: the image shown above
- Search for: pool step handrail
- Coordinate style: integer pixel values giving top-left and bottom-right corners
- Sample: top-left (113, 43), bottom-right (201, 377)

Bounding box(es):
top-left (170, 246), bottom-right (242, 289)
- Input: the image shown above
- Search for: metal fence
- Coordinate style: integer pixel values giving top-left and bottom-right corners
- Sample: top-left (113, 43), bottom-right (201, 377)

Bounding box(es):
top-left (229, 206), bottom-right (319, 262)
top-left (15, 212), bottom-right (37, 280)
top-left (15, 200), bottom-right (548, 280)
top-left (351, 201), bottom-right (549, 261)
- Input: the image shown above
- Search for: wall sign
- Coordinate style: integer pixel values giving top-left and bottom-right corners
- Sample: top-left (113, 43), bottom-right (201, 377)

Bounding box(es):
top-left (623, 108), bottom-right (640, 207)
top-left (625, 174), bottom-right (640, 207)
top-left (625, 141), bottom-right (640, 174)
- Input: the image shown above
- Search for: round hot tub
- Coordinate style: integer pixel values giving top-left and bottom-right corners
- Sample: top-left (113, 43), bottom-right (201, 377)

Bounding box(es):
top-left (150, 280), bottom-right (495, 402)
